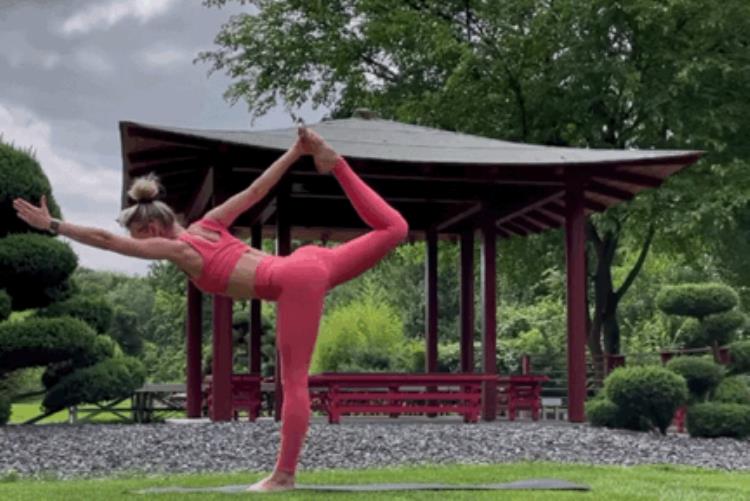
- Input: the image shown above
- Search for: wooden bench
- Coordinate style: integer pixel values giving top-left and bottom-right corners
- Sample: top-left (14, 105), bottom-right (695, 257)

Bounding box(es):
top-left (203, 374), bottom-right (263, 421)
top-left (496, 375), bottom-right (550, 421)
top-left (307, 372), bottom-right (498, 424)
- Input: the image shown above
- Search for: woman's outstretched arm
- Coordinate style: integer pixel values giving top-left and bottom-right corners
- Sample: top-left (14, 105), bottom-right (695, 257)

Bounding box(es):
top-left (203, 132), bottom-right (305, 227)
top-left (13, 195), bottom-right (181, 260)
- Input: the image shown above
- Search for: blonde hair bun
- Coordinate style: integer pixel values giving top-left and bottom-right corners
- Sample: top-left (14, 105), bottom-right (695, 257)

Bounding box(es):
top-left (127, 173), bottom-right (161, 203)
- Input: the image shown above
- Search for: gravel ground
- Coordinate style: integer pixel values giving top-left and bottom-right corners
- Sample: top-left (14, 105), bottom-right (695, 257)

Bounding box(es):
top-left (1, 417), bottom-right (748, 481)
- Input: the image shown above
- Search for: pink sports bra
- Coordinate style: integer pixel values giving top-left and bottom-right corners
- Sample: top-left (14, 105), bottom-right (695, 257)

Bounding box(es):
top-left (177, 217), bottom-right (252, 294)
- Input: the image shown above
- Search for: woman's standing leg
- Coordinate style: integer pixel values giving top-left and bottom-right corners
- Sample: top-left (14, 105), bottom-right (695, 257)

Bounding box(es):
top-left (273, 258), bottom-right (329, 475)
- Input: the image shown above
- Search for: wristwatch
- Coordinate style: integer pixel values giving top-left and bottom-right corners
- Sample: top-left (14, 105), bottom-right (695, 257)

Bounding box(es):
top-left (48, 218), bottom-right (61, 235)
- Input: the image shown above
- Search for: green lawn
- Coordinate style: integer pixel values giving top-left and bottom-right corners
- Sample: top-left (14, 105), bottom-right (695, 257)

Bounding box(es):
top-left (0, 462), bottom-right (748, 500)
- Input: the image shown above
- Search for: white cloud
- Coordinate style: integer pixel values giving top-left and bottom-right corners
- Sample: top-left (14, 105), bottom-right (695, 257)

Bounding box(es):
top-left (0, 101), bottom-right (151, 276)
top-left (73, 48), bottom-right (116, 75)
top-left (1, 31), bottom-right (61, 70)
top-left (138, 46), bottom-right (193, 68)
top-left (61, 0), bottom-right (181, 36)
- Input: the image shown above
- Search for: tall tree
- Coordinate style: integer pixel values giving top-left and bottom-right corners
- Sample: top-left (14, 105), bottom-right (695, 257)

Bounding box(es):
top-left (200, 0), bottom-right (750, 368)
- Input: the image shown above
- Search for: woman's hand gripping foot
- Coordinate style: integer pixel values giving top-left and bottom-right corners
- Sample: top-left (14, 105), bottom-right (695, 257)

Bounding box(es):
top-left (297, 125), bottom-right (340, 174)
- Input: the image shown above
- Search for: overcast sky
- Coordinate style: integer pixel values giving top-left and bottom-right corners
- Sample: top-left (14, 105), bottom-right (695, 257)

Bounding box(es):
top-left (1, 0), bottom-right (326, 276)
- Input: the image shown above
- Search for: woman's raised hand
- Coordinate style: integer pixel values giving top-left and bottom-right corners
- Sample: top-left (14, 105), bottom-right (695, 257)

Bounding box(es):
top-left (13, 195), bottom-right (53, 231)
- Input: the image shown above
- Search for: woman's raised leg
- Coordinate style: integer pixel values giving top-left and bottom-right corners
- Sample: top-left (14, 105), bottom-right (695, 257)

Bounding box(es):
top-left (321, 156), bottom-right (409, 288)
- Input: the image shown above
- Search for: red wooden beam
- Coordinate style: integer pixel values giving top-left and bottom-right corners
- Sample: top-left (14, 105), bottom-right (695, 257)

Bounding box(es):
top-left (480, 218), bottom-right (497, 421)
top-left (460, 230), bottom-right (475, 373)
top-left (185, 281), bottom-right (203, 418)
top-left (564, 173), bottom-right (587, 423)
top-left (435, 203), bottom-right (482, 232)
top-left (586, 180), bottom-right (636, 202)
top-left (184, 167), bottom-right (214, 223)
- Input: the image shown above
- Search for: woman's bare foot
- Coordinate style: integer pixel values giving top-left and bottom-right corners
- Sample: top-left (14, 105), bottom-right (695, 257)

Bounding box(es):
top-left (245, 470), bottom-right (296, 492)
top-left (299, 127), bottom-right (339, 174)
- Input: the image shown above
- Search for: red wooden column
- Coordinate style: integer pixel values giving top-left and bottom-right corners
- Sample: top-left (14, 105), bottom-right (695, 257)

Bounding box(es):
top-left (459, 230), bottom-right (475, 373)
top-left (564, 172), bottom-right (588, 422)
top-left (480, 218), bottom-right (497, 421)
top-left (185, 281), bottom-right (203, 418)
top-left (425, 228), bottom-right (438, 373)
top-left (274, 182), bottom-right (292, 422)
top-left (249, 223), bottom-right (263, 375)
top-left (211, 295), bottom-right (234, 421)
top-left (210, 165), bottom-right (234, 422)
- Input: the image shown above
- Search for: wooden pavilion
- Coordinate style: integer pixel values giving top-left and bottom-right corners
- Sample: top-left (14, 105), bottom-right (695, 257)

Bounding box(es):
top-left (118, 112), bottom-right (702, 423)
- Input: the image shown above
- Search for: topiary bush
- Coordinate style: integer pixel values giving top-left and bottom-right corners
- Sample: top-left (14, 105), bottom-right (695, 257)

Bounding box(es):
top-left (585, 396), bottom-right (619, 428)
top-left (686, 402), bottom-right (750, 439)
top-left (656, 283), bottom-right (739, 319)
top-left (42, 356), bottom-right (146, 412)
top-left (0, 317), bottom-right (110, 376)
top-left (604, 366), bottom-right (689, 434)
top-left (0, 289), bottom-right (10, 322)
top-left (36, 295), bottom-right (114, 334)
top-left (0, 140), bottom-right (61, 238)
top-left (0, 233), bottom-right (77, 310)
top-left (712, 376), bottom-right (750, 405)
top-left (665, 356), bottom-right (725, 402)
top-left (728, 340), bottom-right (750, 374)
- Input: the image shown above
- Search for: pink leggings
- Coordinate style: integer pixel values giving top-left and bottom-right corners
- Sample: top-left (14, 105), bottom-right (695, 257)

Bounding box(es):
top-left (253, 156), bottom-right (408, 475)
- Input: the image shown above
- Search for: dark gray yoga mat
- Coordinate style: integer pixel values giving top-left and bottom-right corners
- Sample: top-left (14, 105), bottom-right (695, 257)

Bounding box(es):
top-left (133, 478), bottom-right (590, 493)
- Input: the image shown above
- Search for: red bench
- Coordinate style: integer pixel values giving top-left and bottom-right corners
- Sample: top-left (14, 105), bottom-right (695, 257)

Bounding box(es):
top-left (308, 372), bottom-right (498, 424)
top-left (203, 374), bottom-right (263, 421)
top-left (496, 374), bottom-right (550, 421)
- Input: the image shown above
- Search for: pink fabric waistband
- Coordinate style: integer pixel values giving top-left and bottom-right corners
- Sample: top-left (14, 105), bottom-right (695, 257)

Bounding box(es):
top-left (253, 254), bottom-right (279, 300)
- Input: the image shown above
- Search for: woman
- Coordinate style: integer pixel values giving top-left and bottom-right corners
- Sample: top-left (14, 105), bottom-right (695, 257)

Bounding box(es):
top-left (13, 127), bottom-right (408, 492)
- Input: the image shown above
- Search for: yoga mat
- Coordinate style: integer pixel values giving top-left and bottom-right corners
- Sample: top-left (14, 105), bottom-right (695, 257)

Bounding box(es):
top-left (133, 478), bottom-right (590, 494)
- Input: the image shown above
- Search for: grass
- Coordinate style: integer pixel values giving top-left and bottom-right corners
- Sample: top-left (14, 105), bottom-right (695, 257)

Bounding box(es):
top-left (8, 397), bottom-right (184, 425)
top-left (0, 461), bottom-right (748, 500)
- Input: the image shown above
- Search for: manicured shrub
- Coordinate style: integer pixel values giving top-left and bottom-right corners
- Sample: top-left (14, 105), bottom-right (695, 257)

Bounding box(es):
top-left (665, 356), bottom-right (725, 402)
top-left (728, 340), bottom-right (750, 374)
top-left (0, 289), bottom-right (10, 322)
top-left (0, 140), bottom-right (61, 237)
top-left (585, 397), bottom-right (619, 428)
top-left (604, 366), bottom-right (689, 434)
top-left (686, 402), bottom-right (750, 439)
top-left (656, 283), bottom-right (738, 319)
top-left (42, 356), bottom-right (146, 412)
top-left (0, 317), bottom-right (109, 375)
top-left (37, 295), bottom-right (114, 333)
top-left (0, 233), bottom-right (77, 310)
top-left (712, 376), bottom-right (750, 405)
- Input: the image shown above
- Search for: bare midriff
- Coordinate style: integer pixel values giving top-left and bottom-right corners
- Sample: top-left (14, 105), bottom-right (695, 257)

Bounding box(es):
top-left (223, 248), bottom-right (273, 299)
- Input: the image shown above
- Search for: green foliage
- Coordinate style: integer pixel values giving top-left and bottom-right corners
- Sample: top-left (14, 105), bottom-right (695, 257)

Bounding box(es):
top-left (41, 356), bottom-right (146, 412)
top-left (604, 366), bottom-right (689, 434)
top-left (712, 376), bottom-right (750, 405)
top-left (585, 397), bottom-right (619, 428)
top-left (686, 402), bottom-right (750, 439)
top-left (0, 290), bottom-right (10, 322)
top-left (0, 233), bottom-right (77, 310)
top-left (36, 295), bottom-right (114, 333)
top-left (665, 356), bottom-right (725, 402)
top-left (0, 317), bottom-right (111, 376)
top-left (0, 139), bottom-right (61, 238)
top-left (108, 308), bottom-right (144, 356)
top-left (311, 296), bottom-right (406, 373)
top-left (728, 340), bottom-right (750, 374)
top-left (656, 283), bottom-right (738, 319)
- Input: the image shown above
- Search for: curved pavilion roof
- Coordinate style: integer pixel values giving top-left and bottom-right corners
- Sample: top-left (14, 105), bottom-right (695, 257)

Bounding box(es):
top-left (119, 115), bottom-right (702, 241)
